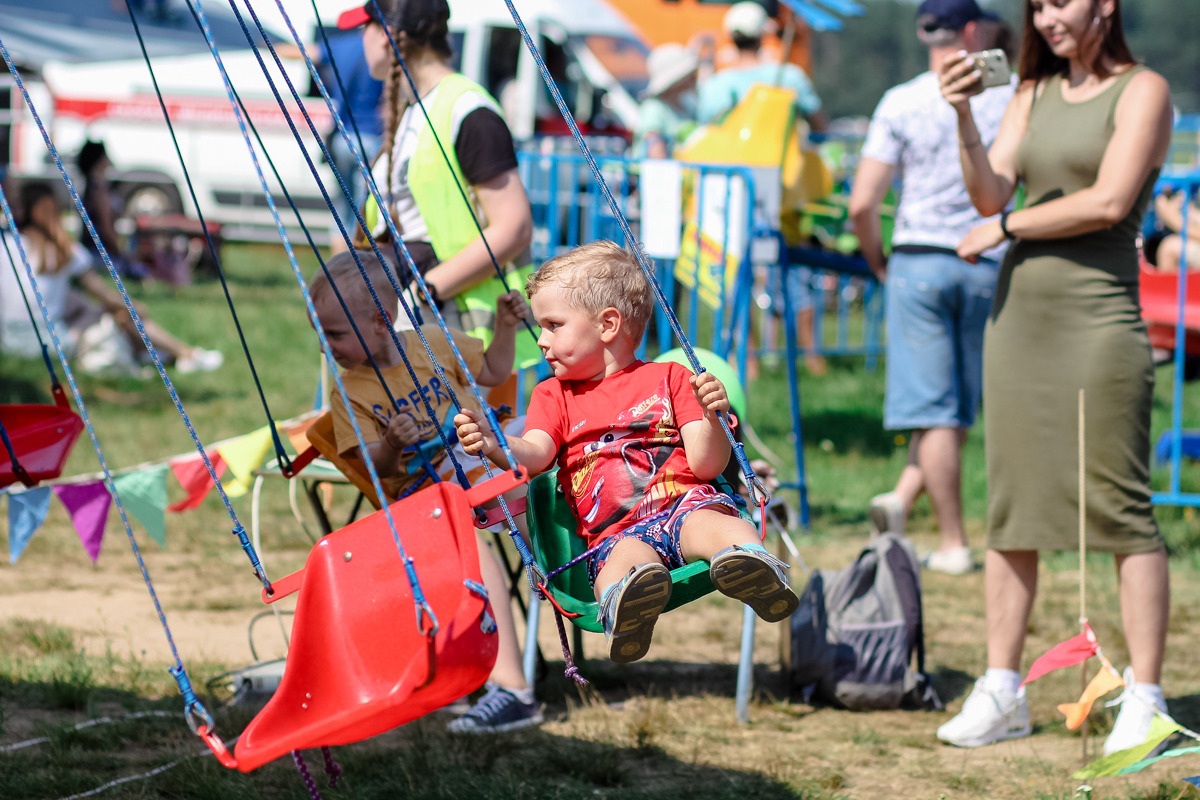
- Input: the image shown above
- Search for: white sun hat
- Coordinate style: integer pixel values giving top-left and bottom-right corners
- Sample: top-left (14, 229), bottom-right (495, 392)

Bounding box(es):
top-left (641, 43), bottom-right (699, 99)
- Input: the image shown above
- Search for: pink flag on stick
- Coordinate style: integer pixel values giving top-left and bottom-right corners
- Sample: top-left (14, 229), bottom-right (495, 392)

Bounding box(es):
top-left (1022, 623), bottom-right (1098, 687)
top-left (53, 481), bottom-right (113, 563)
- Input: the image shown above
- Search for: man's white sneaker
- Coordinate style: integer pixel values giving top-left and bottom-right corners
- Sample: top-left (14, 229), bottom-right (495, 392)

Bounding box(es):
top-left (1103, 668), bottom-right (1169, 756)
top-left (937, 678), bottom-right (1031, 747)
top-left (921, 546), bottom-right (974, 575)
top-left (868, 491), bottom-right (907, 536)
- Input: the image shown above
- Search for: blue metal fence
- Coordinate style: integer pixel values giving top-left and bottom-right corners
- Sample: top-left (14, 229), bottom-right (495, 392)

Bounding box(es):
top-left (514, 149), bottom-right (887, 528)
top-left (1151, 171), bottom-right (1200, 508)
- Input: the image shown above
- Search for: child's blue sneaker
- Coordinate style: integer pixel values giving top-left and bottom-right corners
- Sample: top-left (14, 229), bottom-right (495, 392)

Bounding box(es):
top-left (598, 563), bottom-right (672, 664)
top-left (447, 683), bottom-right (543, 734)
top-left (709, 545), bottom-right (799, 622)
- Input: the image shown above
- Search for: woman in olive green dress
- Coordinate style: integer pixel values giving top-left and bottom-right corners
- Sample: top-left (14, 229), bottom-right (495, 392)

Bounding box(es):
top-left (932, 0), bottom-right (1173, 752)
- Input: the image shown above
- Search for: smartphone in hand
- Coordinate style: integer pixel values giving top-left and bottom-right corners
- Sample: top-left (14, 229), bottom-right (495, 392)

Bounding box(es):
top-left (967, 49), bottom-right (1011, 89)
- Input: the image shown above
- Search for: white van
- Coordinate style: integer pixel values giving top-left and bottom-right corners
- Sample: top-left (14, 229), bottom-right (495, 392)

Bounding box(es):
top-left (1, 0), bottom-right (648, 241)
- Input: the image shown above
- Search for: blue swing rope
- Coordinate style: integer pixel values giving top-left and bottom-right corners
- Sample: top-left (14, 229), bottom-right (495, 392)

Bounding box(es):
top-left (0, 38), bottom-right (274, 598)
top-left (0, 225), bottom-right (65, 396)
top-left (0, 137), bottom-right (216, 741)
top-left (146, 0), bottom-right (442, 491)
top-left (125, 2), bottom-right (293, 477)
top-left (282, 3), bottom-right (537, 573)
top-left (260, 0), bottom-right (538, 576)
top-left (500, 0), bottom-right (769, 507)
top-left (187, 0), bottom-right (438, 635)
top-left (214, 0), bottom-right (473, 493)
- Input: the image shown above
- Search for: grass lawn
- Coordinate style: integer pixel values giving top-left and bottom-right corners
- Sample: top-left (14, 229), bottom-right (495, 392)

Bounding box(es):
top-left (3, 243), bottom-right (1200, 799)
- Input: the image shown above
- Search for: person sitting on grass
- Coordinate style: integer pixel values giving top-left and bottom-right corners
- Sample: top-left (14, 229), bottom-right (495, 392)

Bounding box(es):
top-left (455, 240), bottom-right (799, 664)
top-left (310, 248), bottom-right (540, 734)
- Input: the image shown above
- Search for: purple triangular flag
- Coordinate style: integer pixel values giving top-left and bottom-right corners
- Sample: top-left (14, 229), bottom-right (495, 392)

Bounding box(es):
top-left (6, 487), bottom-right (53, 563)
top-left (53, 481), bottom-right (112, 563)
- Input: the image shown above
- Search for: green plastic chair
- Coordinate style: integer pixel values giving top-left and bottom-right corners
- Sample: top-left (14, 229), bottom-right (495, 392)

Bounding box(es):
top-left (524, 469), bottom-right (744, 633)
top-left (522, 468), bottom-right (764, 723)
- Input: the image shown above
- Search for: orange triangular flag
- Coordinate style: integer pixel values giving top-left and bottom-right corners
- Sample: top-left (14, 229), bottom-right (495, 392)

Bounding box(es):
top-left (1057, 661), bottom-right (1125, 730)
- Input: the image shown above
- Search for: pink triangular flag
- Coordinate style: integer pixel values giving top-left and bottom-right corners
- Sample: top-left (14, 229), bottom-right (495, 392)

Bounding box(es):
top-left (1022, 623), bottom-right (1098, 687)
top-left (168, 454), bottom-right (226, 513)
top-left (53, 481), bottom-right (113, 563)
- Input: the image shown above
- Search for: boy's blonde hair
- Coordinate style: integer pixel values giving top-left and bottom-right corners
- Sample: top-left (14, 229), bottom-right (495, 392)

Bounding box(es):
top-left (310, 249), bottom-right (404, 322)
top-left (526, 240), bottom-right (655, 341)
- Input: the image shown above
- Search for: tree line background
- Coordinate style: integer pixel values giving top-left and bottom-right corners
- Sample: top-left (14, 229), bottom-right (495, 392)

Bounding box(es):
top-left (810, 0), bottom-right (1200, 121)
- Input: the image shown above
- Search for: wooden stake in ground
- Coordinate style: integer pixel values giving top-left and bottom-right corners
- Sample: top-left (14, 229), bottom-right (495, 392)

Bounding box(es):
top-left (1079, 388), bottom-right (1088, 763)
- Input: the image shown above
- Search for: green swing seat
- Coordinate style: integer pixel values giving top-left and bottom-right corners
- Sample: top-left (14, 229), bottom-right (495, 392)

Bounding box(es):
top-left (524, 469), bottom-right (740, 634)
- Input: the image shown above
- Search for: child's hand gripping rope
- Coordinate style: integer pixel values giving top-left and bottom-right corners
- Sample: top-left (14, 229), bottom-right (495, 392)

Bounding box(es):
top-left (690, 371), bottom-right (731, 418)
top-left (494, 290), bottom-right (531, 330)
top-left (383, 412), bottom-right (421, 452)
top-left (455, 408), bottom-right (497, 458)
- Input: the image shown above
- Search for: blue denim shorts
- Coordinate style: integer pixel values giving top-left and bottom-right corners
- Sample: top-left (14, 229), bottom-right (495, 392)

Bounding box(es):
top-left (585, 485), bottom-right (739, 584)
top-left (884, 250), bottom-right (997, 430)
top-left (767, 264), bottom-right (815, 315)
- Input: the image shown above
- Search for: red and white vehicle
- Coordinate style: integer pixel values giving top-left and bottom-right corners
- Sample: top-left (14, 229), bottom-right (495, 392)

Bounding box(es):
top-left (3, 48), bottom-right (335, 242)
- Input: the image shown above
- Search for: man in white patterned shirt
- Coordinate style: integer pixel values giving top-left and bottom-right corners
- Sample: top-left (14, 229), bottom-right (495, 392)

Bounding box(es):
top-left (848, 0), bottom-right (1014, 575)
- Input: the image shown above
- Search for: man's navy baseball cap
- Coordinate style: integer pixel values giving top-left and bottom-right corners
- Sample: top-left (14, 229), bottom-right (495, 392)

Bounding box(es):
top-left (916, 0), bottom-right (999, 31)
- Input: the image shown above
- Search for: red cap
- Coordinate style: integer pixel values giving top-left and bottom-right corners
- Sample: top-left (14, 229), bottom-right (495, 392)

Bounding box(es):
top-left (337, 4), bottom-right (374, 29)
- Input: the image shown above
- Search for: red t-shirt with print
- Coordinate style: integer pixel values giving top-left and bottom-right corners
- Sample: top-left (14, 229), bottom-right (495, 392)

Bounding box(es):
top-left (525, 360), bottom-right (707, 547)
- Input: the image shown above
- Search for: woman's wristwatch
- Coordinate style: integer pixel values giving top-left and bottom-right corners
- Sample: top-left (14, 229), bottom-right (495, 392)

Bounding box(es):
top-left (999, 209), bottom-right (1015, 240)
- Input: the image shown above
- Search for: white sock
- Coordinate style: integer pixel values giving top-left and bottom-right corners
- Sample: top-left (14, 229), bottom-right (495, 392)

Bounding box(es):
top-left (984, 668), bottom-right (1022, 696)
top-left (506, 685), bottom-right (535, 705)
top-left (1133, 681), bottom-right (1166, 711)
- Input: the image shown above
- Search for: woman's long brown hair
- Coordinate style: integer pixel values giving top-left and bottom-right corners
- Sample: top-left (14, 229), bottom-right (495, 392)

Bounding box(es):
top-left (17, 183), bottom-right (73, 274)
top-left (1017, 0), bottom-right (1136, 82)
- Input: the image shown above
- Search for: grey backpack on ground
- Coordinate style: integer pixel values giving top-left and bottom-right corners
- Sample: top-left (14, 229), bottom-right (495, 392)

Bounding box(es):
top-left (789, 533), bottom-right (942, 711)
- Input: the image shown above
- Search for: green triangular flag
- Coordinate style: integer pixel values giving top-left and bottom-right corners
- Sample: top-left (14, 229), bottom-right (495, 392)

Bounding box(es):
top-left (1117, 744), bottom-right (1200, 775)
top-left (111, 465), bottom-right (170, 548)
top-left (1074, 715), bottom-right (1181, 779)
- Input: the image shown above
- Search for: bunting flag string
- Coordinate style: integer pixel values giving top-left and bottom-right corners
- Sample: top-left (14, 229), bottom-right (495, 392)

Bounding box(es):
top-left (1, 415), bottom-right (318, 563)
top-left (1023, 625), bottom-right (1200, 784)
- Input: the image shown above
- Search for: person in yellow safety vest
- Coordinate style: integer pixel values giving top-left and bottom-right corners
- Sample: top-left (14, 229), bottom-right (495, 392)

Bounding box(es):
top-left (339, 0), bottom-right (540, 368)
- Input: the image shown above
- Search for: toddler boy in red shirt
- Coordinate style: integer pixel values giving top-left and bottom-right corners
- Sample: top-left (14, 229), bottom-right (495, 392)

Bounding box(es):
top-left (456, 240), bottom-right (798, 663)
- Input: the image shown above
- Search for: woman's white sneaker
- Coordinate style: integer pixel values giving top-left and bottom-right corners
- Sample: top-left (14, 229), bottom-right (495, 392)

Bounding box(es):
top-left (1103, 668), bottom-right (1168, 756)
top-left (936, 678), bottom-right (1031, 747)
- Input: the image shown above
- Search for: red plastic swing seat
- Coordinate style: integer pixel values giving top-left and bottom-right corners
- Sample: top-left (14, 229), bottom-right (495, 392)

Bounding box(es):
top-left (217, 468), bottom-right (526, 773)
top-left (0, 403), bottom-right (84, 489)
